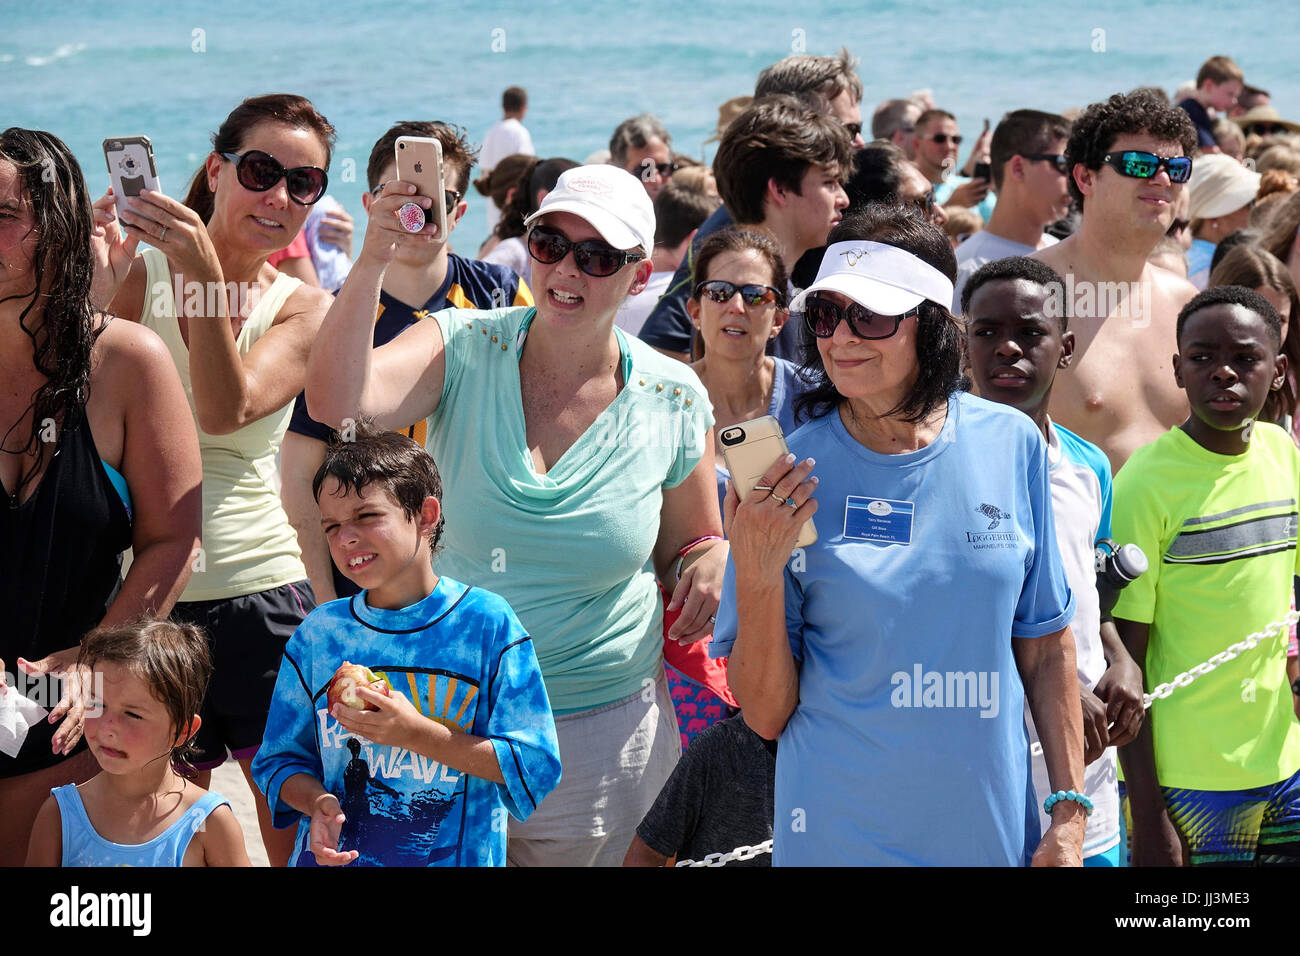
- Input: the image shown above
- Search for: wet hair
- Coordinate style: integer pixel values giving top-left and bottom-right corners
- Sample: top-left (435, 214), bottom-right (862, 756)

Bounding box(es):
top-left (312, 419), bottom-right (445, 556)
top-left (794, 204), bottom-right (968, 426)
top-left (79, 619), bottom-right (212, 778)
top-left (654, 178), bottom-right (717, 249)
top-left (1209, 245), bottom-right (1300, 420)
top-left (1196, 55), bottom-right (1243, 88)
top-left (502, 86), bottom-right (527, 113)
top-left (0, 128), bottom-right (101, 499)
top-left (1064, 91), bottom-right (1198, 209)
top-left (494, 156), bottom-right (579, 240)
top-left (473, 152), bottom-right (535, 212)
top-left (609, 115), bottom-right (672, 169)
top-left (1176, 284), bottom-right (1281, 350)
top-left (989, 110), bottom-right (1072, 190)
top-left (754, 48), bottom-right (863, 104)
top-left (960, 256), bottom-right (1069, 331)
top-left (367, 120), bottom-right (477, 198)
top-left (183, 94), bottom-right (336, 224)
top-left (871, 98), bottom-right (920, 140)
top-left (713, 95), bottom-right (853, 225)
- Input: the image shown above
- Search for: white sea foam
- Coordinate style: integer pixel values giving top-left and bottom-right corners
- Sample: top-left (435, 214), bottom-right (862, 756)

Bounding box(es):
top-left (25, 42), bottom-right (86, 67)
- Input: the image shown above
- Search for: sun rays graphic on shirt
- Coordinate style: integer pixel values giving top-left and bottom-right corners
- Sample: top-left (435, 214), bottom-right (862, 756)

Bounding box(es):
top-left (373, 669), bottom-right (478, 733)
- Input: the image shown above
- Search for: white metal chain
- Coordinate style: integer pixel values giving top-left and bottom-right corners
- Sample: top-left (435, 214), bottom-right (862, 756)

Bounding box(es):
top-left (1029, 609), bottom-right (1300, 757)
top-left (674, 839), bottom-right (773, 867)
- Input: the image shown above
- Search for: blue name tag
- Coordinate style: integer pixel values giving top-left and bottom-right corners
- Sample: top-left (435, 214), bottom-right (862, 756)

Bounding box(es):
top-left (844, 496), bottom-right (914, 545)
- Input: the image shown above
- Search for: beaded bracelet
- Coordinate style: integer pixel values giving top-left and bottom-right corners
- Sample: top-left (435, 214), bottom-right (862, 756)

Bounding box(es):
top-left (674, 535), bottom-right (724, 584)
top-left (1043, 789), bottom-right (1094, 816)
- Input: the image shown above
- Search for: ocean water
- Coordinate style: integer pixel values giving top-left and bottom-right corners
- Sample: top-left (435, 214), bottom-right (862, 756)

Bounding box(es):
top-left (4, 0), bottom-right (1294, 253)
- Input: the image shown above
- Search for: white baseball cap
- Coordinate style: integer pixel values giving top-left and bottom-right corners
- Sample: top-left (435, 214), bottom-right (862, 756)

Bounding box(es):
top-left (790, 241), bottom-right (955, 315)
top-left (523, 164), bottom-right (655, 255)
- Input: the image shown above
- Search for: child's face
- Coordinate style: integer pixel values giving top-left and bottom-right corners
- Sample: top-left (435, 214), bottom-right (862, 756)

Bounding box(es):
top-left (965, 278), bottom-right (1072, 420)
top-left (83, 661), bottom-right (183, 775)
top-left (1206, 78), bottom-right (1243, 113)
top-left (319, 479), bottom-right (435, 588)
top-left (1174, 303), bottom-right (1285, 435)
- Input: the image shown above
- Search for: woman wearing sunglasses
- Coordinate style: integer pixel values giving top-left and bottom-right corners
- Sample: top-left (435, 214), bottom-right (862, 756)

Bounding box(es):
top-left (308, 164), bottom-right (724, 866)
top-left (712, 204), bottom-right (1086, 866)
top-left (93, 93), bottom-right (339, 866)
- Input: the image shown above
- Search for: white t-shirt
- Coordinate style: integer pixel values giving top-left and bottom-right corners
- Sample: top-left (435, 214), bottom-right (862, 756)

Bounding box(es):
top-left (614, 271), bottom-right (672, 338)
top-left (952, 229), bottom-right (1059, 314)
top-left (480, 119), bottom-right (535, 235)
top-left (481, 235), bottom-right (530, 286)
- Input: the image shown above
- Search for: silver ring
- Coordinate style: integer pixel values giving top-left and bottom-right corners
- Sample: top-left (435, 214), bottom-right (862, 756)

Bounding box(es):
top-left (158, 225), bottom-right (167, 241)
top-left (753, 484), bottom-right (774, 493)
top-left (784, 498), bottom-right (798, 509)
top-left (708, 615), bottom-right (716, 624)
top-left (768, 491), bottom-right (784, 503)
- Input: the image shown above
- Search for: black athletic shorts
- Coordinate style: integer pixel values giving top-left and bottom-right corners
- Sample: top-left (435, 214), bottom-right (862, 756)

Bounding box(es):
top-left (171, 580), bottom-right (316, 769)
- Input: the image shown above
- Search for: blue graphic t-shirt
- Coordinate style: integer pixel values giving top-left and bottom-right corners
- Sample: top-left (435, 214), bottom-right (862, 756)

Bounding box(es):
top-left (253, 577), bottom-right (561, 867)
top-left (709, 391), bottom-right (1074, 866)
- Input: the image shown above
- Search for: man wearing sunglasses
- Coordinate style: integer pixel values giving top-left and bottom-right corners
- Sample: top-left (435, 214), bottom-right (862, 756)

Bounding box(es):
top-left (1034, 91), bottom-right (1200, 473)
top-left (952, 110), bottom-right (1072, 310)
top-left (609, 115), bottom-right (675, 200)
top-left (282, 121), bottom-right (532, 606)
top-left (914, 109), bottom-right (995, 222)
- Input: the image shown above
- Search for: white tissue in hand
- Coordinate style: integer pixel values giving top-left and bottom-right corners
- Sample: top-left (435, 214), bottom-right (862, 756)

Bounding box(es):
top-left (0, 687), bottom-right (50, 758)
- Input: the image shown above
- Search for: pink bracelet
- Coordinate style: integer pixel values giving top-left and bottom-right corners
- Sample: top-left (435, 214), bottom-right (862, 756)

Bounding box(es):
top-left (674, 535), bottom-right (724, 584)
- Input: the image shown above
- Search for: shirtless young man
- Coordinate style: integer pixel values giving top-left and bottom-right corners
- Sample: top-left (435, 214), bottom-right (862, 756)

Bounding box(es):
top-left (1035, 92), bottom-right (1200, 472)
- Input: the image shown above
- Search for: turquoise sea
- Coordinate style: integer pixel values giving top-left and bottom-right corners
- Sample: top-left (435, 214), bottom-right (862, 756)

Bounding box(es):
top-left (4, 0), bottom-right (1295, 253)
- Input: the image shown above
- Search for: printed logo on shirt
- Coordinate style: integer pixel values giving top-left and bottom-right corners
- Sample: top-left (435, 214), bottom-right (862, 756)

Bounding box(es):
top-left (963, 503), bottom-right (1020, 550)
top-left (843, 496), bottom-right (914, 545)
top-left (975, 503), bottom-right (1012, 529)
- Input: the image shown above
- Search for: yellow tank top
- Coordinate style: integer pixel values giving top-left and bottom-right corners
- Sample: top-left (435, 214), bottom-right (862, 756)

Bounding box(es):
top-left (138, 248), bottom-right (307, 601)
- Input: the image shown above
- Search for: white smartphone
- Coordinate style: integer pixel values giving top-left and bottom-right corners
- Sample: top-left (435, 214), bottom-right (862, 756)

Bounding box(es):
top-left (394, 135), bottom-right (447, 240)
top-left (721, 415), bottom-right (817, 548)
top-left (102, 136), bottom-right (161, 199)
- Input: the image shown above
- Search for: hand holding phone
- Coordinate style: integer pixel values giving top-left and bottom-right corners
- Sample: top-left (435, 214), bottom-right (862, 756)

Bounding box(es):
top-left (721, 416), bottom-right (817, 549)
top-left (394, 136), bottom-right (448, 240)
top-left (103, 136), bottom-right (161, 200)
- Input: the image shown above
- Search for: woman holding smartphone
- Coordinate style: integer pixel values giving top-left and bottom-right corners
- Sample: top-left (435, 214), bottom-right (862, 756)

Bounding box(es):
top-left (713, 204), bottom-right (1086, 866)
top-left (94, 94), bottom-right (338, 865)
top-left (0, 128), bottom-right (201, 864)
top-left (307, 164), bottom-right (725, 867)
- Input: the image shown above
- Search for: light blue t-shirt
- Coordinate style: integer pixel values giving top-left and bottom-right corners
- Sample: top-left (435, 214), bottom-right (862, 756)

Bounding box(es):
top-left (253, 577), bottom-right (562, 867)
top-left (426, 307), bottom-right (714, 712)
top-left (1187, 237), bottom-right (1216, 290)
top-left (709, 390), bottom-right (1074, 866)
top-left (935, 175), bottom-right (997, 224)
top-left (52, 784), bottom-right (228, 866)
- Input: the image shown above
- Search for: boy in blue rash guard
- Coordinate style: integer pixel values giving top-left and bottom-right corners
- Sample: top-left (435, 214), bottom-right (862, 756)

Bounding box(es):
top-left (962, 256), bottom-right (1147, 866)
top-left (252, 423), bottom-right (560, 866)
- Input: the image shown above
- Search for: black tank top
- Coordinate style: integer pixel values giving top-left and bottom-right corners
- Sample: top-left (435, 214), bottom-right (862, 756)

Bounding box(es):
top-left (0, 410), bottom-right (132, 777)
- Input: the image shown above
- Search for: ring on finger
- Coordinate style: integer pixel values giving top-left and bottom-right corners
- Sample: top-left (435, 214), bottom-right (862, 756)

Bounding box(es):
top-left (753, 484), bottom-right (774, 493)
top-left (768, 491), bottom-right (785, 503)
top-left (784, 497), bottom-right (798, 509)
top-left (159, 225), bottom-right (167, 241)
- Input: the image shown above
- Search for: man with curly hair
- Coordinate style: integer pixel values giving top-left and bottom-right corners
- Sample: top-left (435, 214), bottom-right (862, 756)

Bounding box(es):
top-left (1037, 91), bottom-right (1200, 471)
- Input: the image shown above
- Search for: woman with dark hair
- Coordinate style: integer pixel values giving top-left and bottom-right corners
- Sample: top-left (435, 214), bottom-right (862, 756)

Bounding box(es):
top-left (474, 152), bottom-right (536, 259)
top-left (481, 157), bottom-right (579, 283)
top-left (1260, 191), bottom-right (1300, 293)
top-left (0, 128), bottom-right (201, 864)
top-left (1209, 244), bottom-right (1300, 430)
top-left (94, 93), bottom-right (339, 865)
top-left (711, 204), bottom-right (1087, 866)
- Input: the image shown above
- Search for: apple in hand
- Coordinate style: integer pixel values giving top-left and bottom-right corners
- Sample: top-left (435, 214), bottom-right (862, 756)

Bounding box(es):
top-left (326, 661), bottom-right (391, 713)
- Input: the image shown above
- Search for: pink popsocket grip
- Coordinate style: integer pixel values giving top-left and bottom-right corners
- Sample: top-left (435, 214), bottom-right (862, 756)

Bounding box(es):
top-left (397, 201), bottom-right (426, 233)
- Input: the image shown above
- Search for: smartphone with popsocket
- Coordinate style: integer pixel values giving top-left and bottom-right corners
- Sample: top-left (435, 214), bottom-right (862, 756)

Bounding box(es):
top-left (721, 415), bottom-right (817, 549)
top-left (394, 135), bottom-right (447, 240)
top-left (102, 136), bottom-right (161, 199)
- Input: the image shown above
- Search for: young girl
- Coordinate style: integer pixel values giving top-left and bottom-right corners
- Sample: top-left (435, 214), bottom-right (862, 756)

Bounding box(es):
top-left (24, 619), bottom-right (250, 866)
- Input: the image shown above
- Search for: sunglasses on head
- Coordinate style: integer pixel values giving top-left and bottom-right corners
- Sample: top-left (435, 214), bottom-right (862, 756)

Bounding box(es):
top-left (1021, 153), bottom-right (1069, 175)
top-left (220, 150), bottom-right (328, 205)
top-left (1100, 150), bottom-right (1192, 184)
top-left (694, 279), bottom-right (784, 308)
top-left (928, 132), bottom-right (962, 145)
top-left (802, 294), bottom-right (919, 340)
top-left (527, 225), bottom-right (645, 277)
top-left (373, 181), bottom-right (462, 213)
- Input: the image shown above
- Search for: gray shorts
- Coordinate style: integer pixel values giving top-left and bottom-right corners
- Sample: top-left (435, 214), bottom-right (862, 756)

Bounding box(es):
top-left (508, 670), bottom-right (681, 867)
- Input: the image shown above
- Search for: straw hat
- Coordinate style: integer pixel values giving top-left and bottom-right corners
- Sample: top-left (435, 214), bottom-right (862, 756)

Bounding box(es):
top-left (1232, 106), bottom-right (1300, 136)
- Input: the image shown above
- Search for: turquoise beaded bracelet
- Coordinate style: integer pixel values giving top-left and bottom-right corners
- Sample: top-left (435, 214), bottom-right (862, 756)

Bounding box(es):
top-left (1043, 789), bottom-right (1094, 816)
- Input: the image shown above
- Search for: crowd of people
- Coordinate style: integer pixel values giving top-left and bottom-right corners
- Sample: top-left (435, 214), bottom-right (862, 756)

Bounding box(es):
top-left (4, 45), bottom-right (1300, 868)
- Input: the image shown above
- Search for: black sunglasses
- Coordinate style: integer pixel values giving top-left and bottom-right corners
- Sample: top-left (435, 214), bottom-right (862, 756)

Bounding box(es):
top-left (1243, 123), bottom-right (1288, 137)
top-left (843, 122), bottom-right (863, 140)
top-left (220, 150), bottom-right (328, 205)
top-left (373, 182), bottom-right (462, 213)
top-left (802, 294), bottom-right (919, 340)
top-left (1100, 151), bottom-right (1193, 184)
top-left (1021, 153), bottom-right (1069, 175)
top-left (694, 279), bottom-right (784, 308)
top-left (527, 225), bottom-right (645, 277)
top-left (639, 159), bottom-right (679, 179)
top-left (928, 133), bottom-right (962, 145)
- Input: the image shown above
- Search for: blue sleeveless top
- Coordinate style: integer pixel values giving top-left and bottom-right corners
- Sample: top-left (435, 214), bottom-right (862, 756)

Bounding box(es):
top-left (52, 784), bottom-right (229, 866)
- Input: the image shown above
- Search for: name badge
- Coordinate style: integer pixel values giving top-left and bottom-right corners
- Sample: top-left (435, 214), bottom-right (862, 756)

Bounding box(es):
top-left (844, 496), bottom-right (914, 545)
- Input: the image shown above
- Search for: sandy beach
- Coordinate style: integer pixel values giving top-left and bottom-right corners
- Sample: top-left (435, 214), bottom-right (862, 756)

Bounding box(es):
top-left (212, 761), bottom-right (270, 867)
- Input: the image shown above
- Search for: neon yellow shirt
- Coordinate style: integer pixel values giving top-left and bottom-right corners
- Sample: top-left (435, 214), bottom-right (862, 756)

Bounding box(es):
top-left (1113, 423), bottom-right (1300, 790)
